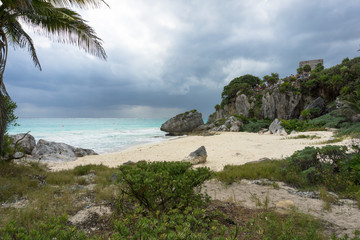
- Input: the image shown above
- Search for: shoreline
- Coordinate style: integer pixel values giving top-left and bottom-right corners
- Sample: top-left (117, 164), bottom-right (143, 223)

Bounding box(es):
top-left (48, 131), bottom-right (349, 172)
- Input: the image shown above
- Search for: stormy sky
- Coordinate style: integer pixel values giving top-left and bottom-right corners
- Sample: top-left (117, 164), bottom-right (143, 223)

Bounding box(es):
top-left (4, 0), bottom-right (360, 119)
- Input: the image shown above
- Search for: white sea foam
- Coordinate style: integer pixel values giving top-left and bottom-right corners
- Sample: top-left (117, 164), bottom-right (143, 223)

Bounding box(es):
top-left (8, 118), bottom-right (170, 154)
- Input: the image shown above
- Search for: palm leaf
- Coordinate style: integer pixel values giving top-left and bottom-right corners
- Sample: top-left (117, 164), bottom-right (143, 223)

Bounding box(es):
top-left (2, 11), bottom-right (42, 69)
top-left (20, 0), bottom-right (107, 59)
top-left (48, 0), bottom-right (108, 8)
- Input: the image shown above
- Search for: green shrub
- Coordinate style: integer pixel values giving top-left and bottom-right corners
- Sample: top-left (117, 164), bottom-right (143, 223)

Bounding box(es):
top-left (342, 57), bottom-right (350, 64)
top-left (0, 216), bottom-right (89, 240)
top-left (308, 111), bottom-right (346, 129)
top-left (303, 64), bottom-right (311, 72)
top-left (242, 119), bottom-right (271, 132)
top-left (216, 160), bottom-right (283, 184)
top-left (73, 165), bottom-right (94, 176)
top-left (285, 145), bottom-right (354, 191)
top-left (301, 109), bottom-right (311, 120)
top-left (112, 206), bottom-right (231, 240)
top-left (115, 161), bottom-right (212, 214)
top-left (221, 74), bottom-right (261, 105)
top-left (215, 118), bottom-right (226, 127)
top-left (336, 122), bottom-right (360, 136)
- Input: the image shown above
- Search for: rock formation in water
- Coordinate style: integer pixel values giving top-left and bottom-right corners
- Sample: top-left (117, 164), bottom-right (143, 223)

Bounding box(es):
top-left (160, 110), bottom-right (204, 135)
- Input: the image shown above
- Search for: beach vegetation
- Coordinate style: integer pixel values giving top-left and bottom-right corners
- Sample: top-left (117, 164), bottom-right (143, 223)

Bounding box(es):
top-left (0, 96), bottom-right (19, 160)
top-left (214, 118), bottom-right (226, 127)
top-left (1, 158), bottom-right (357, 239)
top-left (221, 74), bottom-right (261, 106)
top-left (280, 119), bottom-right (325, 133)
top-left (241, 119), bottom-right (272, 132)
top-left (283, 134), bottom-right (321, 140)
top-left (0, 0), bottom-right (107, 155)
top-left (263, 72), bottom-right (279, 86)
top-left (303, 64), bottom-right (312, 72)
top-left (0, 215), bottom-right (89, 240)
top-left (115, 161), bottom-right (212, 214)
top-left (216, 143), bottom-right (360, 203)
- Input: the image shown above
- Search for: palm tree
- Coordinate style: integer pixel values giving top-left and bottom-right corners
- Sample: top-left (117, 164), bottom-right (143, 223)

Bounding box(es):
top-left (0, 0), bottom-right (107, 154)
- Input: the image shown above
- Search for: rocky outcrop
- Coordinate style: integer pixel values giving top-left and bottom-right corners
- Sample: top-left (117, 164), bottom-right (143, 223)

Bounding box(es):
top-left (182, 146), bottom-right (207, 165)
top-left (9, 133), bottom-right (36, 154)
top-left (235, 94), bottom-right (254, 116)
top-left (161, 110), bottom-right (204, 135)
top-left (208, 88), bottom-right (316, 124)
top-left (269, 118), bottom-right (287, 135)
top-left (261, 88), bottom-right (304, 120)
top-left (32, 139), bottom-right (97, 161)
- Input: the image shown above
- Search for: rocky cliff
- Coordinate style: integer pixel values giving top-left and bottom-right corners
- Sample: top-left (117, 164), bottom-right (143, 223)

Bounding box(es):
top-left (208, 87), bottom-right (316, 124)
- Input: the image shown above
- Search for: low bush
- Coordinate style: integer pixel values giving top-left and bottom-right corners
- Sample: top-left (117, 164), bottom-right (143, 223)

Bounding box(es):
top-left (336, 122), bottom-right (360, 137)
top-left (216, 160), bottom-right (283, 185)
top-left (242, 119), bottom-right (271, 132)
top-left (112, 206), bottom-right (231, 240)
top-left (0, 215), bottom-right (89, 240)
top-left (115, 161), bottom-right (212, 214)
top-left (308, 111), bottom-right (347, 129)
top-left (280, 119), bottom-right (324, 133)
top-left (216, 143), bottom-right (360, 198)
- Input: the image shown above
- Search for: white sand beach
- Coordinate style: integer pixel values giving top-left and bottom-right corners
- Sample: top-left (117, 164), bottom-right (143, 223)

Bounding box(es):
top-left (49, 131), bottom-right (348, 171)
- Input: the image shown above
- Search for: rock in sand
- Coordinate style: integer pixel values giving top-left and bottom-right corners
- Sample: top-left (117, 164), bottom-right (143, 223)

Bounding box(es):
top-left (183, 146), bottom-right (207, 165)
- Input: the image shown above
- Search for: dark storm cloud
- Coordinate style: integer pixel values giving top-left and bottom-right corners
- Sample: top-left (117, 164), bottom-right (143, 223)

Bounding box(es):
top-left (4, 0), bottom-right (360, 118)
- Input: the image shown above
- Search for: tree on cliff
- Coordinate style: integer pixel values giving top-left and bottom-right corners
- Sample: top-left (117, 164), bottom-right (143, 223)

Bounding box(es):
top-left (0, 0), bottom-right (107, 154)
top-left (221, 74), bottom-right (261, 106)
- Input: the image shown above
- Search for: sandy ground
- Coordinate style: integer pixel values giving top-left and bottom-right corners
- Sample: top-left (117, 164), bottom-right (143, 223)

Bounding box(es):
top-left (203, 179), bottom-right (360, 237)
top-left (49, 130), bottom-right (348, 171)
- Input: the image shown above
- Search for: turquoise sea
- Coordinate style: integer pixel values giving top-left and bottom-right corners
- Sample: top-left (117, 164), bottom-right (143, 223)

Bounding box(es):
top-left (7, 118), bottom-right (172, 154)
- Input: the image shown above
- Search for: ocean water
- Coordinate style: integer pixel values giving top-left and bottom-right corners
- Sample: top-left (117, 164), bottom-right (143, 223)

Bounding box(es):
top-left (7, 118), bottom-right (171, 154)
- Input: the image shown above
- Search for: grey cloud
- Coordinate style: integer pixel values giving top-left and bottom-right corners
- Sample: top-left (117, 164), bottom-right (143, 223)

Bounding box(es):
top-left (4, 0), bottom-right (360, 118)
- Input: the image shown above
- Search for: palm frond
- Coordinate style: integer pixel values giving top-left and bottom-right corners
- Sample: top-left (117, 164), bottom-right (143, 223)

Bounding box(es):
top-left (3, 11), bottom-right (42, 69)
top-left (0, 0), bottom-right (35, 12)
top-left (21, 0), bottom-right (107, 59)
top-left (47, 0), bottom-right (108, 9)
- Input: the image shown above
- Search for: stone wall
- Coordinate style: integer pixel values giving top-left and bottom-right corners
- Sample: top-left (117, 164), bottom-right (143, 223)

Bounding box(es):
top-left (299, 59), bottom-right (323, 70)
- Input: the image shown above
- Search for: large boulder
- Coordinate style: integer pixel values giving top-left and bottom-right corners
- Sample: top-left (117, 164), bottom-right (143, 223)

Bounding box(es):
top-left (9, 133), bottom-right (36, 154)
top-left (32, 139), bottom-right (97, 161)
top-left (161, 110), bottom-right (204, 135)
top-left (269, 118), bottom-right (287, 135)
top-left (182, 146), bottom-right (207, 165)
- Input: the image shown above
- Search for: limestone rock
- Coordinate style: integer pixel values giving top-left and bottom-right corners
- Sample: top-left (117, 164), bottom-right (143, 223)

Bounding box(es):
top-left (269, 119), bottom-right (287, 135)
top-left (32, 139), bottom-right (97, 161)
top-left (183, 146), bottom-right (207, 165)
top-left (304, 97), bottom-right (325, 111)
top-left (235, 94), bottom-right (253, 116)
top-left (194, 124), bottom-right (212, 132)
top-left (229, 123), bottom-right (240, 132)
top-left (74, 148), bottom-right (97, 158)
top-left (161, 110), bottom-right (204, 135)
top-left (261, 88), bottom-right (303, 120)
top-left (276, 200), bottom-right (295, 210)
top-left (9, 133), bottom-right (36, 154)
top-left (69, 206), bottom-right (111, 225)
